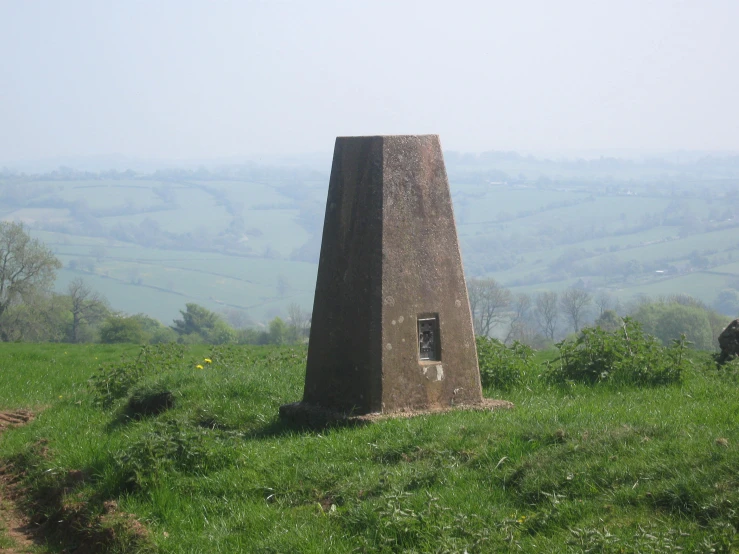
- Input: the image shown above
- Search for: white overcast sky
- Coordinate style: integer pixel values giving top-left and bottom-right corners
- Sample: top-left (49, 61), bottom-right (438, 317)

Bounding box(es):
top-left (1, 0), bottom-right (738, 162)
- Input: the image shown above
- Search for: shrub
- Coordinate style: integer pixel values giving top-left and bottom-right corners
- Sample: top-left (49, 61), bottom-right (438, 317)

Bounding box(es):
top-left (207, 319), bottom-right (236, 344)
top-left (632, 300), bottom-right (728, 351)
top-left (149, 327), bottom-right (178, 344)
top-left (476, 336), bottom-right (534, 390)
top-left (546, 317), bottom-right (688, 386)
top-left (177, 332), bottom-right (204, 345)
top-left (594, 309), bottom-right (622, 332)
top-left (171, 303), bottom-right (236, 344)
top-left (89, 344), bottom-right (186, 406)
top-left (99, 315), bottom-right (147, 344)
top-left (113, 420), bottom-right (234, 489)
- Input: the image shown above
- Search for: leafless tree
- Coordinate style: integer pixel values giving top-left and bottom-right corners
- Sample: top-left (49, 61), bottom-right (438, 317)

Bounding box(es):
top-left (467, 278), bottom-right (511, 337)
top-left (560, 288), bottom-right (592, 333)
top-left (222, 308), bottom-right (252, 330)
top-left (505, 292), bottom-right (535, 344)
top-left (287, 302), bottom-right (310, 342)
top-left (535, 291), bottom-right (559, 340)
top-left (68, 278), bottom-right (108, 342)
top-left (594, 290), bottom-right (614, 316)
top-left (624, 293), bottom-right (652, 314)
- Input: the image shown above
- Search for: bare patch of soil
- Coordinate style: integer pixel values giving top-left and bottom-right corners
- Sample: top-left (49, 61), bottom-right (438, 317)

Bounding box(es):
top-left (0, 411), bottom-right (34, 433)
top-left (0, 410), bottom-right (37, 553)
top-left (0, 496), bottom-right (36, 553)
top-left (0, 411), bottom-right (152, 553)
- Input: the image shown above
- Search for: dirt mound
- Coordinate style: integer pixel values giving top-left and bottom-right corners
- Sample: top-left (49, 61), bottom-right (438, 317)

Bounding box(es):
top-left (0, 411), bottom-right (34, 432)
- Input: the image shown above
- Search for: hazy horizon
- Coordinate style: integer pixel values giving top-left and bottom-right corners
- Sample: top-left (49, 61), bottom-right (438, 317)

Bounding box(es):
top-left (2, 0), bottom-right (738, 164)
top-left (5, 146), bottom-right (739, 175)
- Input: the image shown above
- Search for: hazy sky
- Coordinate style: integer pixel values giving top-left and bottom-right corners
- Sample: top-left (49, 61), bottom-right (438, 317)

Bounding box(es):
top-left (1, 0), bottom-right (738, 162)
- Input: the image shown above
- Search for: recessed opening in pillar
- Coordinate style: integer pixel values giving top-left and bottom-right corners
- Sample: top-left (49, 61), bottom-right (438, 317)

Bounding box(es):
top-left (418, 315), bottom-right (440, 361)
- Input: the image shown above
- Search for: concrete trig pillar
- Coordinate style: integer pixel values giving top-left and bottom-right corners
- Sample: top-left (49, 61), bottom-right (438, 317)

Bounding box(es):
top-left (284, 135), bottom-right (484, 418)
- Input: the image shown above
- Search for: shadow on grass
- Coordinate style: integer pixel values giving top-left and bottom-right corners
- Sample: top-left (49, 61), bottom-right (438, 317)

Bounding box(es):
top-left (246, 414), bottom-right (370, 439)
top-left (2, 442), bottom-right (153, 553)
top-left (104, 404), bottom-right (369, 439)
top-left (104, 389), bottom-right (177, 432)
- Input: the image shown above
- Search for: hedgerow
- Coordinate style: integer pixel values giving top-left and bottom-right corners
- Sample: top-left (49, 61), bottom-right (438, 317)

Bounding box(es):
top-left (545, 317), bottom-right (689, 386)
top-left (476, 337), bottom-right (535, 390)
top-left (88, 344), bottom-right (186, 407)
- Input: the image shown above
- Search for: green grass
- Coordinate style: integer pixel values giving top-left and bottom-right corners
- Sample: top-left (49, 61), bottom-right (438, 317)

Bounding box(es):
top-left (1, 343), bottom-right (739, 552)
top-left (584, 226), bottom-right (739, 265)
top-left (623, 271), bottom-right (735, 307)
top-left (46, 243), bottom-right (318, 324)
top-left (0, 343), bottom-right (141, 409)
top-left (36, 180), bottom-right (164, 210)
top-left (22, 176), bottom-right (319, 324)
top-left (456, 188), bottom-right (589, 225)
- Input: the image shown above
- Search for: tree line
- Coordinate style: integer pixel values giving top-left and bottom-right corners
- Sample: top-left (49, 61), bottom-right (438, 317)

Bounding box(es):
top-left (0, 221), bottom-right (309, 345)
top-left (0, 221), bottom-right (732, 349)
top-left (467, 277), bottom-right (731, 351)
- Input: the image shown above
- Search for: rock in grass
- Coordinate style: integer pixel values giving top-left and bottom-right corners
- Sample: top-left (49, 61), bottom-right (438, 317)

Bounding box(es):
top-left (718, 319), bottom-right (739, 364)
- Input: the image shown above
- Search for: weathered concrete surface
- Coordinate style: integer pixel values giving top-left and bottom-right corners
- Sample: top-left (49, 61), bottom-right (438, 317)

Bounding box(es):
top-left (298, 135), bottom-right (483, 416)
top-left (301, 137), bottom-right (385, 413)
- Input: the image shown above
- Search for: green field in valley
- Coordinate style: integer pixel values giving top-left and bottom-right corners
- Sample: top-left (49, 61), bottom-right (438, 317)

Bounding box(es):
top-left (1, 158), bottom-right (738, 328)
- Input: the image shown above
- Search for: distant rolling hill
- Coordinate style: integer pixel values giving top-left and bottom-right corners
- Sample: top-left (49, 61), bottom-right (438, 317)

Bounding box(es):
top-left (2, 154), bottom-right (738, 325)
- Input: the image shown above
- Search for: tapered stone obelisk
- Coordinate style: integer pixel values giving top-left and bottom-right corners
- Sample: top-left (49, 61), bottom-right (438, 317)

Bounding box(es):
top-left (281, 135), bottom-right (484, 420)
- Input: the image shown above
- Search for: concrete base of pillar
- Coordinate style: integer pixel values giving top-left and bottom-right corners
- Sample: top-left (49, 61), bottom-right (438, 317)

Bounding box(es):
top-left (279, 398), bottom-right (514, 429)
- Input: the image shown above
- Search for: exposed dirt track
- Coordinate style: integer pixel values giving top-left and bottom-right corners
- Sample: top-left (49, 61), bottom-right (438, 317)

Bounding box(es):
top-left (0, 410), bottom-right (151, 553)
top-left (0, 410), bottom-right (37, 553)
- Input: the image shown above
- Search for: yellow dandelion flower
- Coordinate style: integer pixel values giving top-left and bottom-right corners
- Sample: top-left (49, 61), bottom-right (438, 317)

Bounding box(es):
top-left (58, 395), bottom-right (63, 399)
top-left (196, 364), bottom-right (204, 369)
top-left (204, 358), bottom-right (212, 364)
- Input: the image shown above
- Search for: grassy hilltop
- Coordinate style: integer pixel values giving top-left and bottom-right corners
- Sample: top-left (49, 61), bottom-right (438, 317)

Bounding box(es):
top-left (1, 337), bottom-right (739, 552)
top-left (2, 154), bottom-right (738, 550)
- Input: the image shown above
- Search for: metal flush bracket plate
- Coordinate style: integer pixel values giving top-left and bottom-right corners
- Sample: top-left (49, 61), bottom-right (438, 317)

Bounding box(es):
top-left (418, 315), bottom-right (440, 361)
